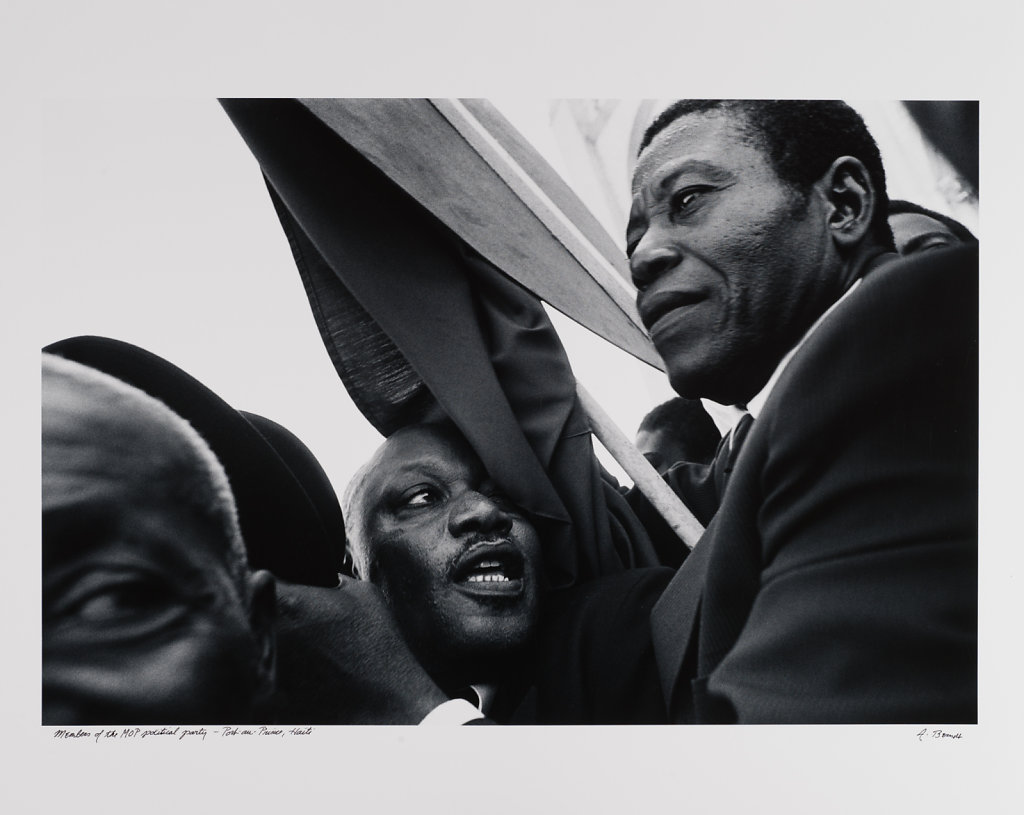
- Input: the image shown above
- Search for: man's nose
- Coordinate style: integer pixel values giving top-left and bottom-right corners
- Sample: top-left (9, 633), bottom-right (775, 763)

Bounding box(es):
top-left (448, 492), bottom-right (514, 539)
top-left (630, 233), bottom-right (683, 291)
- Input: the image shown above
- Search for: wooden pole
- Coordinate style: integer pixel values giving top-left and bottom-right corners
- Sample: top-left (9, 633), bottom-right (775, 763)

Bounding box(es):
top-left (576, 381), bottom-right (705, 551)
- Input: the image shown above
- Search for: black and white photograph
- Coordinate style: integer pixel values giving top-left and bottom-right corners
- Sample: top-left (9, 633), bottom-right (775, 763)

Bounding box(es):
top-left (5, 3), bottom-right (1020, 813)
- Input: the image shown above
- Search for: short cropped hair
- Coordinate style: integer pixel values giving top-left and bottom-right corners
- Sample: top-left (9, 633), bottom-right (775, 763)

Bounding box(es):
top-left (638, 396), bottom-right (721, 465)
top-left (639, 100), bottom-right (894, 249)
top-left (340, 454), bottom-right (375, 570)
top-left (42, 353), bottom-right (252, 603)
top-left (888, 199), bottom-right (977, 243)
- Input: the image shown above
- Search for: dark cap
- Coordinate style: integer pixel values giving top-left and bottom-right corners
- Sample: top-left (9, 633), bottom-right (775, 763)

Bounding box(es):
top-left (44, 335), bottom-right (346, 586)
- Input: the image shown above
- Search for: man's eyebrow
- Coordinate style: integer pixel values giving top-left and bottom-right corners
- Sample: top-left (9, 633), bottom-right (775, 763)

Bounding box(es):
top-left (656, 160), bottom-right (734, 192)
top-left (43, 504), bottom-right (116, 554)
top-left (42, 503), bottom-right (126, 579)
top-left (901, 231), bottom-right (956, 254)
top-left (385, 459), bottom-right (456, 486)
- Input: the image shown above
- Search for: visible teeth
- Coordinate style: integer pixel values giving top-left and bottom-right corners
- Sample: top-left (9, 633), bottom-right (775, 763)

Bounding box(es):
top-left (467, 573), bottom-right (510, 583)
top-left (478, 560), bottom-right (500, 569)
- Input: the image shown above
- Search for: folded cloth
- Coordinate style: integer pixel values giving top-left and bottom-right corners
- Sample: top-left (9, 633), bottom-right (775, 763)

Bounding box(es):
top-left (221, 98), bottom-right (660, 586)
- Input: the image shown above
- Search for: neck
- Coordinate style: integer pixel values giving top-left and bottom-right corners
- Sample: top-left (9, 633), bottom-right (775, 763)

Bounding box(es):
top-left (426, 652), bottom-right (515, 700)
top-left (839, 243), bottom-right (894, 290)
top-left (723, 244), bottom-right (894, 407)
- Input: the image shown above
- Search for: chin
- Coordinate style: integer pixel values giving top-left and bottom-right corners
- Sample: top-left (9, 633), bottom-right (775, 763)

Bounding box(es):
top-left (666, 360), bottom-right (731, 404)
top-left (438, 615), bottom-right (537, 675)
top-left (657, 337), bottom-right (720, 397)
top-left (664, 339), bottom-right (775, 407)
top-left (463, 613), bottom-right (537, 653)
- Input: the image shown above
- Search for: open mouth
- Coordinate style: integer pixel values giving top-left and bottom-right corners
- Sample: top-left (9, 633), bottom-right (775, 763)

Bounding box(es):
top-left (452, 541), bottom-right (527, 595)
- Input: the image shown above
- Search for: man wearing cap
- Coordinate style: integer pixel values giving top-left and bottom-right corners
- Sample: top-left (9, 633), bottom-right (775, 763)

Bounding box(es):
top-left (42, 353), bottom-right (277, 724)
top-left (44, 336), bottom-right (446, 725)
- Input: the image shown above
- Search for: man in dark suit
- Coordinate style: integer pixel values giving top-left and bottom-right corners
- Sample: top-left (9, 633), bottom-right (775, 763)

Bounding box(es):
top-left (627, 100), bottom-right (977, 723)
top-left (45, 335), bottom-right (448, 725)
top-left (223, 100), bottom-right (975, 726)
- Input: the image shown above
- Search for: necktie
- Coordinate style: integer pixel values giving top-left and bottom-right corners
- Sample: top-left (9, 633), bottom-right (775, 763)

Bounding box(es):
top-left (713, 412), bottom-right (754, 497)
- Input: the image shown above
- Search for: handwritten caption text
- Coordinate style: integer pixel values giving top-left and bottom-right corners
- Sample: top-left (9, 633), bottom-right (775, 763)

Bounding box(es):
top-left (52, 725), bottom-right (314, 743)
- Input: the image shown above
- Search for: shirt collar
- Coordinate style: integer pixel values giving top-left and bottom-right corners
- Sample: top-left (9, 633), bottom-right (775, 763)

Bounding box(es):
top-left (469, 683), bottom-right (497, 714)
top-left (700, 278), bottom-right (866, 431)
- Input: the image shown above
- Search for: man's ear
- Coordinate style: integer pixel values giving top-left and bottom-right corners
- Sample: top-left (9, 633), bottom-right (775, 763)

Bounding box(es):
top-left (247, 569), bottom-right (277, 703)
top-left (819, 156), bottom-right (876, 251)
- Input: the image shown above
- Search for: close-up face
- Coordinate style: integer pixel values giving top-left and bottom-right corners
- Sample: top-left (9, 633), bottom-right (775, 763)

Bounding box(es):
top-left (627, 111), bottom-right (841, 405)
top-left (888, 212), bottom-right (962, 256)
top-left (42, 390), bottom-right (264, 725)
top-left (350, 425), bottom-right (543, 687)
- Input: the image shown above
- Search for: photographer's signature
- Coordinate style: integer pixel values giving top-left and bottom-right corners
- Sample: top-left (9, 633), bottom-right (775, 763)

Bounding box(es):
top-left (916, 728), bottom-right (963, 742)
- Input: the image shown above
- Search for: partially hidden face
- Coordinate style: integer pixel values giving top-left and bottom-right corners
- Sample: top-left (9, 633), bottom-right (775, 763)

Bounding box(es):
top-left (627, 111), bottom-right (841, 406)
top-left (351, 425), bottom-right (543, 685)
top-left (888, 212), bottom-right (963, 256)
top-left (42, 386), bottom-right (263, 725)
top-left (635, 426), bottom-right (690, 475)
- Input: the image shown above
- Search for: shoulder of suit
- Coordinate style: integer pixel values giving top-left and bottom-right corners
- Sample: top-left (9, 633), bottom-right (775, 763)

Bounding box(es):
top-left (753, 245), bottom-right (977, 425)
top-left (810, 244), bottom-right (977, 343)
top-left (857, 244), bottom-right (977, 302)
top-left (544, 568), bottom-right (675, 623)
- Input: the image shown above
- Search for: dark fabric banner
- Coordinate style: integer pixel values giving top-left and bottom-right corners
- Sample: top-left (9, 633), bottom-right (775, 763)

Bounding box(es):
top-left (221, 99), bottom-right (658, 586)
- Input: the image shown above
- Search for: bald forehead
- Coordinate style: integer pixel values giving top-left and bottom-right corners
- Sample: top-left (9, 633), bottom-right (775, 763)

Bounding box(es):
top-left (352, 424), bottom-right (482, 510)
top-left (43, 358), bottom-right (198, 490)
top-left (344, 424), bottom-right (473, 563)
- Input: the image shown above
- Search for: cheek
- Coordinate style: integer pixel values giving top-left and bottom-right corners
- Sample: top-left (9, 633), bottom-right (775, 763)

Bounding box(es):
top-left (715, 217), bottom-right (782, 279)
top-left (514, 523), bottom-right (543, 577)
top-left (369, 534), bottom-right (451, 601)
top-left (718, 215), bottom-right (815, 321)
top-left (43, 615), bottom-right (257, 723)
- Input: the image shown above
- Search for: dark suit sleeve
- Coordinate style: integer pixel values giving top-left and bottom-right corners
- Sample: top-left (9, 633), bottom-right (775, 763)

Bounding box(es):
top-left (625, 459), bottom-right (720, 569)
top-left (704, 248), bottom-right (978, 723)
top-left (510, 568), bottom-right (674, 724)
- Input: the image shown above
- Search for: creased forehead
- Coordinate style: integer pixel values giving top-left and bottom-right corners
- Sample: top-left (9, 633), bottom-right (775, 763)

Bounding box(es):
top-left (348, 424), bottom-right (478, 507)
top-left (42, 353), bottom-right (249, 594)
top-left (46, 358), bottom-right (185, 493)
top-left (377, 423), bottom-right (477, 473)
top-left (44, 354), bottom-right (187, 449)
top-left (632, 108), bottom-right (750, 193)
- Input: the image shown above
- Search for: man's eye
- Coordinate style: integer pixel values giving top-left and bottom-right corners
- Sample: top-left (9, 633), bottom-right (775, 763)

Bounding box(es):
top-left (670, 188), bottom-right (704, 215)
top-left (65, 578), bottom-right (174, 623)
top-left (402, 487), bottom-right (439, 507)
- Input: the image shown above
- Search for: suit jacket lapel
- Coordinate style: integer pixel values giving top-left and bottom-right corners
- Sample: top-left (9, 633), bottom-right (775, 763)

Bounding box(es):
top-left (650, 525), bottom-right (713, 712)
top-left (650, 259), bottom-right (900, 719)
top-left (650, 412), bottom-right (756, 716)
